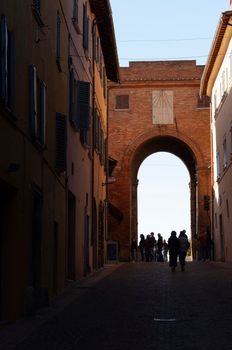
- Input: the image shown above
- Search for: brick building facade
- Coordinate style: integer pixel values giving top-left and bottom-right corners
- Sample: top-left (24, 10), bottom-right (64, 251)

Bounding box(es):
top-left (108, 61), bottom-right (211, 261)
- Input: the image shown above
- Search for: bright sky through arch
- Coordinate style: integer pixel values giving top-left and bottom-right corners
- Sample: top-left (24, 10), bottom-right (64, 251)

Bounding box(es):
top-left (137, 153), bottom-right (191, 241)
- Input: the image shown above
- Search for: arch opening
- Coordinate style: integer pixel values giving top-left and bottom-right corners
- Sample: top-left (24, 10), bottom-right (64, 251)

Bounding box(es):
top-left (130, 136), bottom-right (198, 259)
top-left (137, 152), bottom-right (191, 244)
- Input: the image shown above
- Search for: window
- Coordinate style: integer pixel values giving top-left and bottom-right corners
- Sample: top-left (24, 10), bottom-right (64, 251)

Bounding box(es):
top-left (216, 151), bottom-right (221, 179)
top-left (95, 36), bottom-right (100, 64)
top-left (69, 69), bottom-right (90, 131)
top-left (226, 199), bottom-right (230, 218)
top-left (223, 137), bottom-right (228, 169)
top-left (83, 3), bottom-right (89, 51)
top-left (222, 71), bottom-right (225, 95)
top-left (29, 65), bottom-right (46, 145)
top-left (216, 150), bottom-right (220, 179)
top-left (56, 11), bottom-right (61, 71)
top-left (115, 95), bottom-right (129, 110)
top-left (94, 108), bottom-right (100, 151)
top-left (72, 0), bottom-right (81, 34)
top-left (213, 90), bottom-right (217, 115)
top-left (55, 113), bottom-right (67, 173)
top-left (103, 68), bottom-right (107, 100)
top-left (0, 15), bottom-right (15, 111)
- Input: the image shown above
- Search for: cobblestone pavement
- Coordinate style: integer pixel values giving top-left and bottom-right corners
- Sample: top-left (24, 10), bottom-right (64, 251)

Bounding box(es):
top-left (1, 261), bottom-right (232, 350)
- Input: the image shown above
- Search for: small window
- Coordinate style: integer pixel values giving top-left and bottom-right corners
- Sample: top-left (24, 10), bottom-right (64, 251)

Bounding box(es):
top-left (56, 11), bottom-right (62, 71)
top-left (83, 3), bottom-right (89, 51)
top-left (0, 15), bottom-right (15, 111)
top-left (115, 95), bottom-right (129, 110)
top-left (29, 65), bottom-right (46, 146)
top-left (223, 137), bottom-right (228, 169)
top-left (213, 90), bottom-right (217, 115)
top-left (55, 113), bottom-right (67, 173)
top-left (226, 199), bottom-right (230, 218)
top-left (216, 150), bottom-right (220, 179)
top-left (69, 69), bottom-right (90, 131)
top-left (72, 0), bottom-right (80, 33)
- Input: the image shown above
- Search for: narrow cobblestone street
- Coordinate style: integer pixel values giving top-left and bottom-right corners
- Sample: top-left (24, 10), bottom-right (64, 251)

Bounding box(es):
top-left (1, 261), bottom-right (232, 350)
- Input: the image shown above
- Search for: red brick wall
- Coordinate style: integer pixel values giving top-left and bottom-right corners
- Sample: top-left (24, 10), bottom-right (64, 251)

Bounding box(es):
top-left (108, 61), bottom-right (211, 261)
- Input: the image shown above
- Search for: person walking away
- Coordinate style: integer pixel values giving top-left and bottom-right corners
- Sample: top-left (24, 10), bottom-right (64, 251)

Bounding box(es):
top-left (157, 233), bottom-right (163, 261)
top-left (150, 232), bottom-right (156, 261)
top-left (139, 234), bottom-right (145, 261)
top-left (163, 239), bottom-right (168, 262)
top-left (145, 234), bottom-right (151, 262)
top-left (168, 231), bottom-right (179, 272)
top-left (179, 230), bottom-right (190, 271)
top-left (131, 238), bottom-right (138, 261)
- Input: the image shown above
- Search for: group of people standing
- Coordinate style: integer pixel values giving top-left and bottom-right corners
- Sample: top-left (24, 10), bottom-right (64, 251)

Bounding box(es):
top-left (131, 229), bottom-right (190, 272)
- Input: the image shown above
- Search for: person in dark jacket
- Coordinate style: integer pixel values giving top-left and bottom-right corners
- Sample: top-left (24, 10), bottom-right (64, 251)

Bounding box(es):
top-left (178, 230), bottom-right (190, 271)
top-left (139, 234), bottom-right (145, 261)
top-left (168, 231), bottom-right (179, 272)
top-left (131, 238), bottom-right (138, 261)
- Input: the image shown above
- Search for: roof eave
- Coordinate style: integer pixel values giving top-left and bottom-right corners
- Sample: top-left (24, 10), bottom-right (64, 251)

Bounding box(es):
top-left (89, 0), bottom-right (120, 83)
top-left (200, 11), bottom-right (232, 96)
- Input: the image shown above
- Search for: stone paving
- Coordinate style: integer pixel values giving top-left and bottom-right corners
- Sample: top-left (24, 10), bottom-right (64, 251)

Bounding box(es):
top-left (1, 261), bottom-right (232, 350)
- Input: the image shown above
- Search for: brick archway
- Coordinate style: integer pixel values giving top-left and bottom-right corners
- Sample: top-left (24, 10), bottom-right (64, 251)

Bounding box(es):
top-left (108, 61), bottom-right (211, 261)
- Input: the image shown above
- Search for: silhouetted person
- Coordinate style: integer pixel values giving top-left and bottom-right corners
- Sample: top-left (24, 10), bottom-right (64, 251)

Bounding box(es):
top-left (163, 239), bottom-right (168, 262)
top-left (131, 238), bottom-right (137, 261)
top-left (168, 231), bottom-right (179, 272)
top-left (150, 232), bottom-right (156, 261)
top-left (139, 234), bottom-right (145, 261)
top-left (145, 234), bottom-right (151, 262)
top-left (157, 233), bottom-right (163, 261)
top-left (179, 230), bottom-right (190, 271)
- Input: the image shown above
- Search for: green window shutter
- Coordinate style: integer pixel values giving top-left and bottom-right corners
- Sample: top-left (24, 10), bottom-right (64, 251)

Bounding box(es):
top-left (55, 113), bottom-right (67, 173)
top-left (77, 80), bottom-right (90, 129)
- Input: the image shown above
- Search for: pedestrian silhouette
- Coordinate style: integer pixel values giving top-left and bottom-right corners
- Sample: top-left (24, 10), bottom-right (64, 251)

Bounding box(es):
top-left (179, 230), bottom-right (190, 271)
top-left (139, 234), bottom-right (145, 261)
top-left (168, 231), bottom-right (179, 272)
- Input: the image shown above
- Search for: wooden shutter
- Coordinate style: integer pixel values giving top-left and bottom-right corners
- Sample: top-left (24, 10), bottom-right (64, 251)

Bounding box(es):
top-left (40, 81), bottom-right (46, 145)
top-left (69, 69), bottom-right (75, 123)
top-left (56, 113), bottom-right (67, 173)
top-left (7, 31), bottom-right (15, 110)
top-left (0, 15), bottom-right (8, 104)
top-left (83, 4), bottom-right (88, 50)
top-left (29, 65), bottom-right (38, 139)
top-left (76, 80), bottom-right (90, 129)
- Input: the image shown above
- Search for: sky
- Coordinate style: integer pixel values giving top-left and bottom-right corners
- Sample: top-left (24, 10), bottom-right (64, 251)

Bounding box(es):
top-left (110, 0), bottom-right (229, 241)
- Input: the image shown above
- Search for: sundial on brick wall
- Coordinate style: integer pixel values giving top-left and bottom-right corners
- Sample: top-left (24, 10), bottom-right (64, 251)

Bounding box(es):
top-left (152, 90), bottom-right (174, 124)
